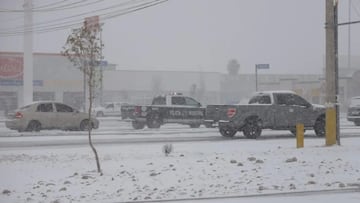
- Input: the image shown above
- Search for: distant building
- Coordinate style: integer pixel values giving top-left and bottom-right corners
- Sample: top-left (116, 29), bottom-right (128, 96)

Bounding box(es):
top-left (1, 52), bottom-right (359, 113)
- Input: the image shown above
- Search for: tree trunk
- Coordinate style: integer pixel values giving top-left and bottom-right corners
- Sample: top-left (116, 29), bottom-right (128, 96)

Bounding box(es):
top-left (87, 63), bottom-right (102, 174)
top-left (88, 128), bottom-right (101, 173)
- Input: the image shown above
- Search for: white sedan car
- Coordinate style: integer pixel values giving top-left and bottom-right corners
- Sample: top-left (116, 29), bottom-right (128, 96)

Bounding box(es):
top-left (5, 101), bottom-right (99, 132)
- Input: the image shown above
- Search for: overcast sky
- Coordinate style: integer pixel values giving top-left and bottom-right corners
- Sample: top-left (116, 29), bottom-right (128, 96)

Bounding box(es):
top-left (1, 0), bottom-right (360, 74)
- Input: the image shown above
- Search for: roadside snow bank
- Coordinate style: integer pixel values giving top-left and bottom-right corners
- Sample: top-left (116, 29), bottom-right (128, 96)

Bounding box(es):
top-left (1, 137), bottom-right (360, 203)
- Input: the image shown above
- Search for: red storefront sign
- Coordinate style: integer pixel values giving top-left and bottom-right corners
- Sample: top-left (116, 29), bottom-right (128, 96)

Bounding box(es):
top-left (0, 56), bottom-right (23, 79)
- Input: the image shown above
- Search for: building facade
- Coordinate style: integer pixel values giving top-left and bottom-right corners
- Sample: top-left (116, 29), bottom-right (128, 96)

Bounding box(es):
top-left (1, 52), bottom-right (359, 113)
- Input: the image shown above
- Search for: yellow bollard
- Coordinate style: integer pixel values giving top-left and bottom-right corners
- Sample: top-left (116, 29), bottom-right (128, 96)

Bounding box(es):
top-left (326, 107), bottom-right (337, 146)
top-left (296, 123), bottom-right (304, 148)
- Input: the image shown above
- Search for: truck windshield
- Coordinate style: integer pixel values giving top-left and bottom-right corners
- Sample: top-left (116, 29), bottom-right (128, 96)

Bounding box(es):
top-left (185, 97), bottom-right (201, 106)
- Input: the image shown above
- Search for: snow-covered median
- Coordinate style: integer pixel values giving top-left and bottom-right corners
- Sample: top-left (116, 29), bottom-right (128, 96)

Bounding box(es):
top-left (1, 137), bottom-right (360, 203)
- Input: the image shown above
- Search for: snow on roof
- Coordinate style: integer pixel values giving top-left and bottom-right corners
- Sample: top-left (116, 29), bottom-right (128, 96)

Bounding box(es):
top-left (253, 90), bottom-right (296, 95)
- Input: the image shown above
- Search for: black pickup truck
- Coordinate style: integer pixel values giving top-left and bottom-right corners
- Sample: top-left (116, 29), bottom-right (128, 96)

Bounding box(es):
top-left (205, 91), bottom-right (326, 139)
top-left (121, 93), bottom-right (209, 129)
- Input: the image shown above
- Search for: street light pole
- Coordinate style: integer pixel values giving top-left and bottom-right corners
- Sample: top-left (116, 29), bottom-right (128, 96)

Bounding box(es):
top-left (23, 0), bottom-right (33, 106)
top-left (255, 67), bottom-right (258, 92)
top-left (255, 64), bottom-right (270, 92)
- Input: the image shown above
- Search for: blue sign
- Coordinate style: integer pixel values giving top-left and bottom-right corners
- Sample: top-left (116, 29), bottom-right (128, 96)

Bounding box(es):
top-left (256, 64), bottom-right (270, 69)
top-left (0, 79), bottom-right (43, 86)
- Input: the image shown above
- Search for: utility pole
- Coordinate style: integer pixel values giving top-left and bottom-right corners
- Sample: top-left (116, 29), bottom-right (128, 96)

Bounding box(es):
top-left (325, 0), bottom-right (340, 145)
top-left (348, 0), bottom-right (351, 69)
top-left (23, 0), bottom-right (33, 106)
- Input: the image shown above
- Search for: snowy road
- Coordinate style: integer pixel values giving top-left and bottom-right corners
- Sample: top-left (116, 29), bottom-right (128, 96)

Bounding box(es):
top-left (0, 116), bottom-right (359, 149)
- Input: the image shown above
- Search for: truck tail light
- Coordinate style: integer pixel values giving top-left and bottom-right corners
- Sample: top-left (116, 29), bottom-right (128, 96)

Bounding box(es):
top-left (15, 112), bottom-right (23, 119)
top-left (133, 106), bottom-right (141, 116)
top-left (227, 108), bottom-right (236, 118)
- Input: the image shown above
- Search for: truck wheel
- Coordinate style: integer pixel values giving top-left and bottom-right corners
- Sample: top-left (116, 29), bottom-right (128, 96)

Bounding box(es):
top-left (132, 121), bottom-right (145, 129)
top-left (314, 115), bottom-right (325, 137)
top-left (189, 123), bottom-right (201, 128)
top-left (242, 118), bottom-right (262, 139)
top-left (219, 126), bottom-right (237, 137)
top-left (147, 113), bottom-right (162, 129)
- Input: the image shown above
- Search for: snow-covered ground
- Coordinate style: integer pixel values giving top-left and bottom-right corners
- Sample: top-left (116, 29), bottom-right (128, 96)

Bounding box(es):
top-left (1, 126), bottom-right (360, 203)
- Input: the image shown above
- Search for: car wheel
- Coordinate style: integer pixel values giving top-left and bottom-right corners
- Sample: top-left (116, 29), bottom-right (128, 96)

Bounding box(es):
top-left (314, 115), bottom-right (325, 137)
top-left (219, 126), bottom-right (237, 138)
top-left (189, 123), bottom-right (201, 128)
top-left (26, 120), bottom-right (41, 132)
top-left (242, 117), bottom-right (262, 139)
top-left (132, 121), bottom-right (145, 129)
top-left (96, 111), bottom-right (104, 117)
top-left (80, 119), bottom-right (92, 131)
top-left (147, 113), bottom-right (161, 129)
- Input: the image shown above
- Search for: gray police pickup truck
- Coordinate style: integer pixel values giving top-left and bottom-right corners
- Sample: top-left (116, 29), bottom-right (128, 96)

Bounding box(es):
top-left (205, 91), bottom-right (326, 139)
top-left (121, 93), bottom-right (208, 129)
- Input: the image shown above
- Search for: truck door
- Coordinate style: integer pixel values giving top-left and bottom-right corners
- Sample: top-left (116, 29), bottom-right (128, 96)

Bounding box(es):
top-left (184, 97), bottom-right (204, 120)
top-left (287, 94), bottom-right (314, 126)
top-left (248, 94), bottom-right (274, 127)
top-left (168, 96), bottom-right (187, 121)
top-left (274, 93), bottom-right (295, 128)
top-left (274, 93), bottom-right (313, 128)
top-left (167, 96), bottom-right (203, 122)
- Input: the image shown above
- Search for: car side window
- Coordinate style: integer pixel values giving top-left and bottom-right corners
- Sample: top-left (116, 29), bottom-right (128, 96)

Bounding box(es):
top-left (172, 97), bottom-right (185, 105)
top-left (37, 103), bottom-right (53, 112)
top-left (55, 103), bottom-right (74, 112)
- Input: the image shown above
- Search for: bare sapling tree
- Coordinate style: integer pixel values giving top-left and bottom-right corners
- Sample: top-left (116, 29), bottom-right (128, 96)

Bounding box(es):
top-left (62, 21), bottom-right (104, 174)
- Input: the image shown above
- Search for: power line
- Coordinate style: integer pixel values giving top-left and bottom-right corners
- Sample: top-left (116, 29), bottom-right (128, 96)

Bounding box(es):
top-left (0, 0), bottom-right (168, 37)
top-left (0, 0), bottom-right (104, 12)
top-left (32, 0), bottom-right (106, 12)
top-left (32, 0), bottom-right (72, 9)
top-left (0, 0), bottom-right (139, 32)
